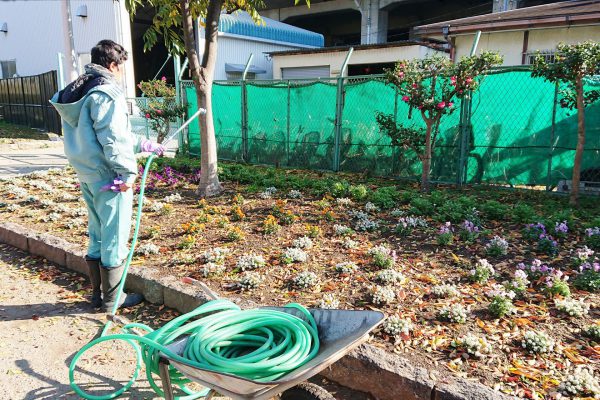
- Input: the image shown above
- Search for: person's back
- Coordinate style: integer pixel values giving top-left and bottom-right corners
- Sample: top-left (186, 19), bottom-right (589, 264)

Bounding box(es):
top-left (50, 40), bottom-right (163, 311)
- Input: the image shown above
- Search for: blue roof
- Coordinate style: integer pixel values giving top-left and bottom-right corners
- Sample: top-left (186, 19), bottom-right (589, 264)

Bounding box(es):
top-left (219, 11), bottom-right (324, 48)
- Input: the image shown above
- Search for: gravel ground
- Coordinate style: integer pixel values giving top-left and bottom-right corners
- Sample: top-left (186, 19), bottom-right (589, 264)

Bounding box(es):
top-left (0, 243), bottom-right (372, 400)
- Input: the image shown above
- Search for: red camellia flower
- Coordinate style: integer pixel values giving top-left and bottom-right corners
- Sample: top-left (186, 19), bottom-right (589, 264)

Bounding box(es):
top-left (161, 76), bottom-right (167, 81)
top-left (402, 95), bottom-right (410, 102)
top-left (437, 101), bottom-right (446, 109)
top-left (447, 102), bottom-right (454, 108)
top-left (156, 110), bottom-right (162, 115)
top-left (145, 113), bottom-right (150, 119)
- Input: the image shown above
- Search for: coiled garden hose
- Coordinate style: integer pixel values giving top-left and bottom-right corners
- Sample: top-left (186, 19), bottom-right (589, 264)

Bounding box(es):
top-left (69, 132), bottom-right (320, 399)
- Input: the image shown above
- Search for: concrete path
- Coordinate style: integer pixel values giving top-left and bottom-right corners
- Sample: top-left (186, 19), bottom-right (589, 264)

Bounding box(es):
top-left (0, 143), bottom-right (68, 178)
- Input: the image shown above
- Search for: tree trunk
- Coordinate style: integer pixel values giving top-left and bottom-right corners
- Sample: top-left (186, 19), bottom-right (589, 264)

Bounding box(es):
top-left (421, 121), bottom-right (433, 192)
top-left (180, 0), bottom-right (223, 197)
top-left (570, 77), bottom-right (586, 205)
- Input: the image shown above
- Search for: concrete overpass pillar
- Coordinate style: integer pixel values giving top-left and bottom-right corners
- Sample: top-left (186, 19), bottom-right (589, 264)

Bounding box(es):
top-left (359, 0), bottom-right (388, 44)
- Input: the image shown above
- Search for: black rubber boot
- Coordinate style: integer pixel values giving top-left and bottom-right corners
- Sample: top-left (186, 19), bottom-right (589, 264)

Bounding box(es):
top-left (100, 264), bottom-right (144, 312)
top-left (85, 257), bottom-right (102, 308)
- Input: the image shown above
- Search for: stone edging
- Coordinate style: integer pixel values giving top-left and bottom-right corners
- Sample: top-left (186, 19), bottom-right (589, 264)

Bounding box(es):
top-left (0, 221), bottom-right (514, 400)
top-left (0, 139), bottom-right (63, 152)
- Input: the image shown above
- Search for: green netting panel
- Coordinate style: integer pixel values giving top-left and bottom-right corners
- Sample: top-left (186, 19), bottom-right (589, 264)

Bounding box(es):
top-left (467, 71), bottom-right (557, 186)
top-left (186, 84), bottom-right (242, 160)
top-left (287, 82), bottom-right (337, 170)
top-left (550, 80), bottom-right (600, 185)
top-left (246, 84), bottom-right (289, 166)
top-left (339, 79), bottom-right (397, 176)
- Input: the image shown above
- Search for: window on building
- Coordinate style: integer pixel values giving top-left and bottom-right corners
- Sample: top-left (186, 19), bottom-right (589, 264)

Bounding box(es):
top-left (524, 50), bottom-right (556, 65)
top-left (226, 71), bottom-right (256, 81)
top-left (1, 59), bottom-right (17, 78)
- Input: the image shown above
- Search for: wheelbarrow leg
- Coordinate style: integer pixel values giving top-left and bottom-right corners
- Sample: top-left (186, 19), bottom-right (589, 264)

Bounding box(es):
top-left (159, 358), bottom-right (175, 400)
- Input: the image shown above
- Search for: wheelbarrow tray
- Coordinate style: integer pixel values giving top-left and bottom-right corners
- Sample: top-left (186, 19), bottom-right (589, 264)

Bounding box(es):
top-left (159, 307), bottom-right (385, 400)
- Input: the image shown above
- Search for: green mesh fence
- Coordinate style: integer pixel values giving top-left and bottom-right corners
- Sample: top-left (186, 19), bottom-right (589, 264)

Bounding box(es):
top-left (182, 69), bottom-right (600, 188)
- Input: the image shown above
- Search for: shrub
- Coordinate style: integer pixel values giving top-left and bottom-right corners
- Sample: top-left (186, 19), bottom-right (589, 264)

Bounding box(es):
top-left (512, 204), bottom-right (537, 224)
top-left (409, 197), bottom-right (434, 216)
top-left (573, 270), bottom-right (600, 292)
top-left (480, 200), bottom-right (508, 220)
top-left (369, 187), bottom-right (400, 209)
top-left (349, 184), bottom-right (368, 200)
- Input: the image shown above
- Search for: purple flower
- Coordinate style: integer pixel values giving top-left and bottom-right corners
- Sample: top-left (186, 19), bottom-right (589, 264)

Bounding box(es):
top-left (438, 222), bottom-right (452, 235)
top-left (555, 221), bottom-right (568, 234)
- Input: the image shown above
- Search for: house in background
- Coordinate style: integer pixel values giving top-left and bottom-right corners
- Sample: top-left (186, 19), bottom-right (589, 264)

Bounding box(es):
top-left (0, 0), bottom-right (136, 97)
top-left (413, 0), bottom-right (600, 66)
top-left (197, 11), bottom-right (324, 81)
top-left (269, 41), bottom-right (447, 79)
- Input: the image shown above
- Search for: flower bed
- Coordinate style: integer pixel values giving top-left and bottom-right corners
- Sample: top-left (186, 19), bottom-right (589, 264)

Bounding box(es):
top-left (1, 159), bottom-right (599, 399)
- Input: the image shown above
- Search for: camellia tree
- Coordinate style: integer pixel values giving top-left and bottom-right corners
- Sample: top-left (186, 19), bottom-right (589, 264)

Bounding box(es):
top-left (138, 77), bottom-right (187, 143)
top-left (376, 52), bottom-right (502, 192)
top-left (531, 41), bottom-right (600, 205)
top-left (126, 0), bottom-right (310, 197)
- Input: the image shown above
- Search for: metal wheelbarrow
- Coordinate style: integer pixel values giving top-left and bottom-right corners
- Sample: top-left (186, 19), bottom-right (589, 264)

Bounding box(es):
top-left (157, 307), bottom-right (385, 400)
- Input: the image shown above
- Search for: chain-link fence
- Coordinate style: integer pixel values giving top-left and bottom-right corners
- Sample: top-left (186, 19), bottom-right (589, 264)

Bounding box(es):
top-left (179, 68), bottom-right (600, 190)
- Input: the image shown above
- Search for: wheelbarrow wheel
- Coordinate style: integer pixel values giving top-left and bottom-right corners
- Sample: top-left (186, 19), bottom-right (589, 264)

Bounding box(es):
top-left (280, 382), bottom-right (335, 400)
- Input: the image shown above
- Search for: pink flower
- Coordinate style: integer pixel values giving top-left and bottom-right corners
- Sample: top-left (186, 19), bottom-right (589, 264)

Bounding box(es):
top-left (417, 105), bottom-right (423, 110)
top-left (465, 77), bottom-right (473, 84)
top-left (412, 83), bottom-right (417, 88)
top-left (447, 102), bottom-right (454, 108)
top-left (458, 90), bottom-right (463, 94)
top-left (156, 110), bottom-right (162, 115)
top-left (450, 76), bottom-right (457, 83)
top-left (161, 76), bottom-right (167, 81)
top-left (402, 95), bottom-right (410, 102)
top-left (145, 113), bottom-right (150, 119)
top-left (437, 101), bottom-right (446, 109)
top-left (397, 71), bottom-right (404, 78)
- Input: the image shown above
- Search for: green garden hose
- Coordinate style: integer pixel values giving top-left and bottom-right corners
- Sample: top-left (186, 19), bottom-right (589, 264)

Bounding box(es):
top-left (69, 153), bottom-right (320, 399)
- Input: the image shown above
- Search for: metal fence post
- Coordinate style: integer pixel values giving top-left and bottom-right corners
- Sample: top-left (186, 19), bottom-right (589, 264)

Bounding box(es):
top-left (333, 48), bottom-right (354, 172)
top-left (21, 76), bottom-right (29, 127)
top-left (241, 54), bottom-right (253, 162)
top-left (457, 94), bottom-right (473, 185)
top-left (546, 81), bottom-right (559, 191)
top-left (287, 80), bottom-right (291, 167)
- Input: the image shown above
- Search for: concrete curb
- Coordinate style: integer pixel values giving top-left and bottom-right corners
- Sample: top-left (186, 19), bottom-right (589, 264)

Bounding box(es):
top-left (0, 221), bottom-right (515, 400)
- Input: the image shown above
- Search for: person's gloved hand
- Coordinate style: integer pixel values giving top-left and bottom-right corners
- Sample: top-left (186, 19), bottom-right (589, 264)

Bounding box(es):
top-left (140, 139), bottom-right (165, 156)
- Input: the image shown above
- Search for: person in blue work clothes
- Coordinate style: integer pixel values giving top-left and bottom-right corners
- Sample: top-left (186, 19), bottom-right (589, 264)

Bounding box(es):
top-left (51, 40), bottom-right (164, 311)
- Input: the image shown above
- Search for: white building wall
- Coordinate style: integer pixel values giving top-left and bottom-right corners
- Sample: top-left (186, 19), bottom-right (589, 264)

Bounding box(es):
top-left (197, 31), bottom-right (315, 80)
top-left (453, 25), bottom-right (600, 66)
top-left (272, 45), bottom-right (447, 79)
top-left (0, 0), bottom-right (135, 97)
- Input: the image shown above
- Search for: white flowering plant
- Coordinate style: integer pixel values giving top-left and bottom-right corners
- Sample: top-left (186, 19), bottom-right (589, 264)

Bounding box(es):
top-left (439, 304), bottom-right (469, 324)
top-left (554, 298), bottom-right (590, 317)
top-left (201, 247), bottom-right (230, 265)
top-left (559, 368), bottom-right (600, 397)
top-left (236, 254), bottom-right (266, 271)
top-left (292, 236), bottom-right (314, 249)
top-left (431, 284), bottom-right (460, 298)
top-left (485, 236), bottom-right (509, 256)
top-left (136, 243), bottom-right (160, 256)
top-left (374, 269), bottom-right (406, 286)
top-left (371, 285), bottom-right (396, 305)
top-left (281, 247), bottom-right (309, 264)
top-left (333, 224), bottom-right (354, 236)
top-left (318, 293), bottom-right (340, 309)
top-left (334, 262), bottom-right (358, 274)
top-left (200, 262), bottom-right (226, 278)
top-left (451, 334), bottom-right (493, 358)
top-left (468, 259), bottom-right (495, 284)
top-left (368, 244), bottom-right (396, 269)
top-left (292, 271), bottom-right (319, 289)
top-left (521, 331), bottom-right (554, 354)
top-left (238, 272), bottom-right (262, 290)
top-left (382, 315), bottom-right (413, 337)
